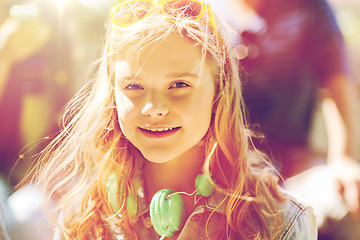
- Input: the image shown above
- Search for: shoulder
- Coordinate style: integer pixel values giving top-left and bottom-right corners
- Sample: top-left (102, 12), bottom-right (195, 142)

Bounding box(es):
top-left (203, 189), bottom-right (317, 239)
top-left (277, 189), bottom-right (318, 240)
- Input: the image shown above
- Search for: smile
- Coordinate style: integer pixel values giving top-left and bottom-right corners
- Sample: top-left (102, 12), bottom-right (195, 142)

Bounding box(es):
top-left (139, 126), bottom-right (181, 138)
top-left (141, 127), bottom-right (178, 132)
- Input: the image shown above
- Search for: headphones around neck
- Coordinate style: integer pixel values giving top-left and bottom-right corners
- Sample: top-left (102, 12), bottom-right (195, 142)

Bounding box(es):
top-left (106, 173), bottom-right (214, 238)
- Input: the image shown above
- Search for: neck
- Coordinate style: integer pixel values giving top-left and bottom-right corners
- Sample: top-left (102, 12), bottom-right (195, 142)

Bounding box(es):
top-left (143, 145), bottom-right (205, 202)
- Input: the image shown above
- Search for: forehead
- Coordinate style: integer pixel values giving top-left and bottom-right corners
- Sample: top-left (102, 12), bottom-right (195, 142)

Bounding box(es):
top-left (131, 33), bottom-right (200, 59)
top-left (119, 32), bottom-right (207, 74)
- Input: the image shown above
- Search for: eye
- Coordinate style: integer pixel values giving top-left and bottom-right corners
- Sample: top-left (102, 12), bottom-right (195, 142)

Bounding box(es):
top-left (124, 83), bottom-right (144, 90)
top-left (169, 81), bottom-right (191, 89)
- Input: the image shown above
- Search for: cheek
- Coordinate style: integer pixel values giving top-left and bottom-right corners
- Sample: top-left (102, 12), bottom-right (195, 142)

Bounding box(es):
top-left (115, 92), bottom-right (137, 125)
top-left (180, 92), bottom-right (214, 126)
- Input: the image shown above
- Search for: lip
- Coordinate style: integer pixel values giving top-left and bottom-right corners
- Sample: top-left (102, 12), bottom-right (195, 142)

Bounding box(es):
top-left (139, 126), bottom-right (181, 139)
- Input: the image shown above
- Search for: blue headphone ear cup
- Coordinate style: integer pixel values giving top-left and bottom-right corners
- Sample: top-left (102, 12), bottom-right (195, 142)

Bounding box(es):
top-left (150, 189), bottom-right (185, 237)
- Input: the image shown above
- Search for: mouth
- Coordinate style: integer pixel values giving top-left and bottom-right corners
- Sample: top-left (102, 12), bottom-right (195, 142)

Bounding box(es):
top-left (138, 126), bottom-right (181, 138)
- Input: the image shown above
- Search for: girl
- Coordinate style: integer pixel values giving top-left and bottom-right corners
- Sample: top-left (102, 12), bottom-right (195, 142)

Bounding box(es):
top-left (35, 0), bottom-right (317, 239)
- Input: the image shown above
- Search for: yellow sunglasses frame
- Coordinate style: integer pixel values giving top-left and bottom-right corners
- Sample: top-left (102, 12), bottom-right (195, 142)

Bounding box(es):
top-left (110, 0), bottom-right (217, 36)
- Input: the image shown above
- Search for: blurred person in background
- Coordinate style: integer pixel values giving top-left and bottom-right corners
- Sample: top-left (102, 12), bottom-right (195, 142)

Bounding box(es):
top-left (0, 1), bottom-right (74, 239)
top-left (213, 0), bottom-right (360, 239)
top-left (0, 2), bottom-right (51, 186)
top-left (0, 0), bottom-right (72, 187)
top-left (0, 0), bottom-right (114, 188)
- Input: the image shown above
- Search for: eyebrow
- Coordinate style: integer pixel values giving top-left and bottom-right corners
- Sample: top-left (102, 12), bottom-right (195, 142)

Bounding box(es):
top-left (121, 72), bottom-right (199, 81)
top-left (121, 75), bottom-right (139, 82)
top-left (165, 72), bottom-right (199, 79)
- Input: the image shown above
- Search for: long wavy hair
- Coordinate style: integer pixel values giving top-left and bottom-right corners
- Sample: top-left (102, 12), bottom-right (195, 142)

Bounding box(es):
top-left (35, 2), bottom-right (284, 239)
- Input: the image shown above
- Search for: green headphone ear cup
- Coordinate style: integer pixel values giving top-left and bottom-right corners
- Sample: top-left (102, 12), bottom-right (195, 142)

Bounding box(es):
top-left (149, 189), bottom-right (185, 237)
top-left (195, 174), bottom-right (214, 197)
top-left (126, 193), bottom-right (137, 216)
top-left (164, 191), bottom-right (186, 235)
top-left (106, 172), bottom-right (120, 212)
top-left (106, 172), bottom-right (137, 216)
top-left (150, 190), bottom-right (165, 236)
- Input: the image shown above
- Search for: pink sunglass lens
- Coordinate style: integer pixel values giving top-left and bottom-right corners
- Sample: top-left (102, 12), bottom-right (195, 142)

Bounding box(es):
top-left (164, 0), bottom-right (202, 20)
top-left (114, 1), bottom-right (152, 25)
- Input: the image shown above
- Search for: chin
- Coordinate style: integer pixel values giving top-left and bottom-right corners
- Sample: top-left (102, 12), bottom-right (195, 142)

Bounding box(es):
top-left (141, 150), bottom-right (180, 164)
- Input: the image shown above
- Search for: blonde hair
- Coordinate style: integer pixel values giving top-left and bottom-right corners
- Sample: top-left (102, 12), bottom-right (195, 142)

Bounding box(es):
top-left (35, 4), bottom-right (284, 239)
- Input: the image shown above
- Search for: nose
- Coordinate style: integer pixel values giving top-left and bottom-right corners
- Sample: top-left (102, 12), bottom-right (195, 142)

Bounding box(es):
top-left (141, 94), bottom-right (169, 118)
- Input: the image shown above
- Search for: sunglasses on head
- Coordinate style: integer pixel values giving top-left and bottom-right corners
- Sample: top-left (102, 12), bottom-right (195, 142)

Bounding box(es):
top-left (110, 0), bottom-right (217, 36)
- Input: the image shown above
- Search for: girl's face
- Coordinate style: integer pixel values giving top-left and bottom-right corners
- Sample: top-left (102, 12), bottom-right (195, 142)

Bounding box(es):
top-left (114, 33), bottom-right (215, 163)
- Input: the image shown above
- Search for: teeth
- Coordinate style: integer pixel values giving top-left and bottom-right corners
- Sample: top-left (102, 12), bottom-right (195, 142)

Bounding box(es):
top-left (144, 127), bottom-right (175, 132)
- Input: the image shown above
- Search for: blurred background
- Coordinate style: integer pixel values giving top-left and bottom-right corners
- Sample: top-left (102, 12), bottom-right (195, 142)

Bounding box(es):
top-left (211, 0), bottom-right (360, 160)
top-left (311, 0), bottom-right (360, 161)
top-left (0, 0), bottom-right (359, 187)
top-left (0, 0), bottom-right (115, 239)
top-left (0, 0), bottom-right (115, 188)
top-left (0, 0), bottom-right (359, 239)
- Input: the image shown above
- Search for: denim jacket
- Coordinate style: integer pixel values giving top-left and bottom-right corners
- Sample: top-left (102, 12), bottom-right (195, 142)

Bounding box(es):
top-left (131, 189), bottom-right (317, 240)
